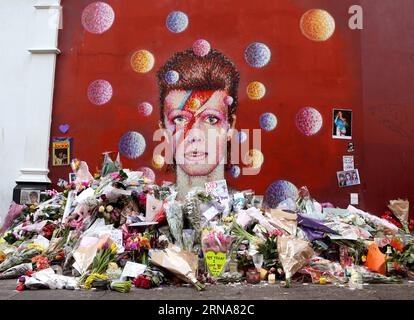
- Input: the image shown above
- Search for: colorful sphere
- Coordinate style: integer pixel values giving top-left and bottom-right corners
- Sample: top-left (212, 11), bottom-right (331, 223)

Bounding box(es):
top-left (165, 70), bottom-right (180, 84)
top-left (131, 50), bottom-right (155, 73)
top-left (138, 167), bottom-right (156, 182)
top-left (295, 107), bottom-right (323, 136)
top-left (300, 9), bottom-right (335, 41)
top-left (152, 154), bottom-right (165, 170)
top-left (260, 112), bottom-right (278, 131)
top-left (264, 180), bottom-right (299, 209)
top-left (138, 102), bottom-right (153, 117)
top-left (244, 149), bottom-right (264, 169)
top-left (238, 131), bottom-right (247, 143)
top-left (247, 81), bottom-right (266, 100)
top-left (82, 2), bottom-right (115, 34)
top-left (193, 39), bottom-right (211, 57)
top-left (245, 42), bottom-right (271, 68)
top-left (87, 80), bottom-right (113, 105)
top-left (224, 96), bottom-right (234, 106)
top-left (166, 11), bottom-right (189, 33)
top-left (229, 165), bottom-right (241, 178)
top-left (118, 132), bottom-right (146, 159)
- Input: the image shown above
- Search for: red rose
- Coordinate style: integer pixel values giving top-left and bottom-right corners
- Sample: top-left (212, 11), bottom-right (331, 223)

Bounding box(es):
top-left (16, 284), bottom-right (25, 292)
top-left (133, 275), bottom-right (151, 289)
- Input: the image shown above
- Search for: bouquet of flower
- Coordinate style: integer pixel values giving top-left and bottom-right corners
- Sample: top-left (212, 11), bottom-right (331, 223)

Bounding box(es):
top-left (124, 233), bottom-right (151, 264)
top-left (32, 255), bottom-right (50, 271)
top-left (165, 201), bottom-right (183, 248)
top-left (110, 280), bottom-right (132, 293)
top-left (201, 229), bottom-right (235, 254)
top-left (0, 247), bottom-right (42, 272)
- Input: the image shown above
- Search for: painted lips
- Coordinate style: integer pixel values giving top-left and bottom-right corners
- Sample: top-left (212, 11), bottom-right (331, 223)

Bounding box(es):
top-left (184, 151), bottom-right (208, 161)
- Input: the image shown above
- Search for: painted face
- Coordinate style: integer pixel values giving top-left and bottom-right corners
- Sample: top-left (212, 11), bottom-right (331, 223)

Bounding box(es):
top-left (164, 89), bottom-right (230, 176)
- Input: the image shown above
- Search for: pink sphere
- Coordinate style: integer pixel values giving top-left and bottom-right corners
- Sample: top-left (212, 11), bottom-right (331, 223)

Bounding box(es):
top-left (82, 2), bottom-right (115, 34)
top-left (138, 102), bottom-right (153, 117)
top-left (87, 80), bottom-right (113, 105)
top-left (224, 96), bottom-right (234, 106)
top-left (138, 167), bottom-right (156, 182)
top-left (193, 39), bottom-right (211, 57)
top-left (295, 107), bottom-right (323, 136)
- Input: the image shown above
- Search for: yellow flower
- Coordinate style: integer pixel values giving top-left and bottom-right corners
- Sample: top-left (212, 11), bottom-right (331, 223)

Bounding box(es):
top-left (84, 273), bottom-right (108, 290)
top-left (140, 236), bottom-right (151, 249)
top-left (27, 243), bottom-right (45, 253)
top-left (319, 277), bottom-right (327, 284)
top-left (361, 255), bottom-right (367, 262)
top-left (110, 243), bottom-right (118, 255)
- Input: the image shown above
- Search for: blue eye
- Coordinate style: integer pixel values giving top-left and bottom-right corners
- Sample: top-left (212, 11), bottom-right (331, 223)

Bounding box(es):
top-left (173, 116), bottom-right (188, 125)
top-left (204, 116), bottom-right (219, 125)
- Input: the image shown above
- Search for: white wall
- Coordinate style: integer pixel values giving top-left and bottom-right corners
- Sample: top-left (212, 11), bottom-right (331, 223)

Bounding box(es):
top-left (0, 0), bottom-right (36, 222)
top-left (0, 0), bottom-right (60, 223)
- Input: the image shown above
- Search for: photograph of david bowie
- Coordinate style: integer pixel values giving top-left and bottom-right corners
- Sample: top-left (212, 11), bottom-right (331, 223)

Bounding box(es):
top-left (20, 190), bottom-right (40, 205)
top-left (337, 169), bottom-right (360, 187)
top-left (332, 109), bottom-right (352, 140)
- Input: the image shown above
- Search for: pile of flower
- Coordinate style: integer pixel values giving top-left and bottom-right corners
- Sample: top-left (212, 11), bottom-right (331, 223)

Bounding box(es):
top-left (0, 156), bottom-right (413, 293)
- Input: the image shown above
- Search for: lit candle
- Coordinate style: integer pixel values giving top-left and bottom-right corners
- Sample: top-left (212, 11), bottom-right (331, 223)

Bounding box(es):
top-left (268, 273), bottom-right (276, 284)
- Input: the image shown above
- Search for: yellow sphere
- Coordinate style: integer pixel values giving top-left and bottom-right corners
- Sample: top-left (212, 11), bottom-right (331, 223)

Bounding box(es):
top-left (247, 81), bottom-right (266, 100)
top-left (188, 98), bottom-right (201, 111)
top-left (152, 154), bottom-right (165, 170)
top-left (131, 50), bottom-right (155, 73)
top-left (244, 149), bottom-right (264, 169)
top-left (300, 9), bottom-right (335, 42)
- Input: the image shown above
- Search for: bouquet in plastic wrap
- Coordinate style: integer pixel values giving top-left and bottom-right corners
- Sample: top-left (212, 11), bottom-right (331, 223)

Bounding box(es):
top-left (165, 200), bottom-right (183, 248)
top-left (277, 235), bottom-right (314, 287)
top-left (201, 229), bottom-right (235, 277)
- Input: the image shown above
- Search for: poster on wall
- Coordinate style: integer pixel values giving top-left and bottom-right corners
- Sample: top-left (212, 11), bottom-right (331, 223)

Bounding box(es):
top-left (332, 109), bottom-right (352, 140)
top-left (343, 155), bottom-right (354, 171)
top-left (52, 137), bottom-right (72, 166)
top-left (337, 169), bottom-right (360, 187)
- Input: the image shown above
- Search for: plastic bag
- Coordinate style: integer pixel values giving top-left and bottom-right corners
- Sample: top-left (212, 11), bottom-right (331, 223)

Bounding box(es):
top-left (364, 243), bottom-right (386, 275)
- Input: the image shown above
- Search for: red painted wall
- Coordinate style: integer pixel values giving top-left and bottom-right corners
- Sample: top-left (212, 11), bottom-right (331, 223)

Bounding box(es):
top-left (49, 0), bottom-right (413, 217)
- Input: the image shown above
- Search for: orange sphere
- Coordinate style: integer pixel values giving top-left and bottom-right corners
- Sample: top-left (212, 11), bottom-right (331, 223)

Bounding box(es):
top-left (300, 9), bottom-right (335, 42)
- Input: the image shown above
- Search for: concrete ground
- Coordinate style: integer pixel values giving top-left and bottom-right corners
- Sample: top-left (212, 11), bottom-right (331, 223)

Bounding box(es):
top-left (1, 279), bottom-right (414, 300)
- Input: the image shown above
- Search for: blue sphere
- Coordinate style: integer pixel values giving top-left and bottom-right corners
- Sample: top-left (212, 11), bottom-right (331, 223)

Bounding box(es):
top-left (245, 42), bottom-right (271, 68)
top-left (166, 11), bottom-right (189, 33)
top-left (260, 112), bottom-right (278, 131)
top-left (118, 131), bottom-right (146, 159)
top-left (229, 165), bottom-right (241, 178)
top-left (165, 70), bottom-right (179, 84)
top-left (237, 131), bottom-right (247, 143)
top-left (264, 180), bottom-right (298, 208)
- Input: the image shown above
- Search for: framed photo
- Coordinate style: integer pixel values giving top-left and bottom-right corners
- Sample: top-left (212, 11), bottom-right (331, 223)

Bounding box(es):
top-left (20, 189), bottom-right (40, 205)
top-left (69, 173), bottom-right (76, 183)
top-left (332, 109), bottom-right (352, 140)
top-left (337, 169), bottom-right (361, 187)
top-left (52, 137), bottom-right (72, 166)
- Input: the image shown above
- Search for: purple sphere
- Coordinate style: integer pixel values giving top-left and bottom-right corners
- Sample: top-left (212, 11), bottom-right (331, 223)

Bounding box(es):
top-left (224, 95), bottom-right (234, 106)
top-left (264, 180), bottom-right (299, 208)
top-left (229, 165), bottom-right (241, 178)
top-left (165, 70), bottom-right (179, 84)
top-left (87, 80), bottom-right (113, 105)
top-left (238, 131), bottom-right (247, 143)
top-left (295, 107), bottom-right (323, 136)
top-left (138, 102), bottom-right (153, 117)
top-left (245, 42), bottom-right (271, 68)
top-left (166, 11), bottom-right (188, 33)
top-left (260, 112), bottom-right (277, 131)
top-left (118, 131), bottom-right (146, 159)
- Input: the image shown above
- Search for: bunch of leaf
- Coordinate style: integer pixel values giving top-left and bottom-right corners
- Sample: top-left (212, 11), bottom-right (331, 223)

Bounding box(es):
top-left (258, 235), bottom-right (281, 269)
top-left (331, 239), bottom-right (367, 265)
top-left (153, 186), bottom-right (173, 201)
top-left (231, 222), bottom-right (263, 247)
top-left (110, 280), bottom-right (132, 293)
top-left (394, 240), bottom-right (414, 272)
top-left (195, 191), bottom-right (214, 204)
top-left (0, 247), bottom-right (42, 272)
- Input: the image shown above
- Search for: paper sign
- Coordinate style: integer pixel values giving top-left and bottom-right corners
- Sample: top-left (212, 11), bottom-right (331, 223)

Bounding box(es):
top-left (350, 193), bottom-right (359, 205)
top-left (343, 156), bottom-right (354, 171)
top-left (110, 229), bottom-right (124, 254)
top-left (145, 194), bottom-right (163, 222)
top-left (120, 261), bottom-right (147, 280)
top-left (205, 180), bottom-right (230, 216)
top-left (205, 251), bottom-right (227, 276)
top-left (202, 206), bottom-right (219, 221)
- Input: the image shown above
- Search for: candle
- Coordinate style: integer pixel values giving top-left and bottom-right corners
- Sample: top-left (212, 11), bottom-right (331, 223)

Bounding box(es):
top-left (268, 273), bottom-right (276, 284)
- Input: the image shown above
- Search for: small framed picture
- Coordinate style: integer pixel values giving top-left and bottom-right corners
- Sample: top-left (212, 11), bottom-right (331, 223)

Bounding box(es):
top-left (332, 109), bottom-right (352, 140)
top-left (52, 137), bottom-right (73, 166)
top-left (20, 189), bottom-right (41, 205)
top-left (69, 173), bottom-right (76, 183)
top-left (337, 169), bottom-right (360, 187)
